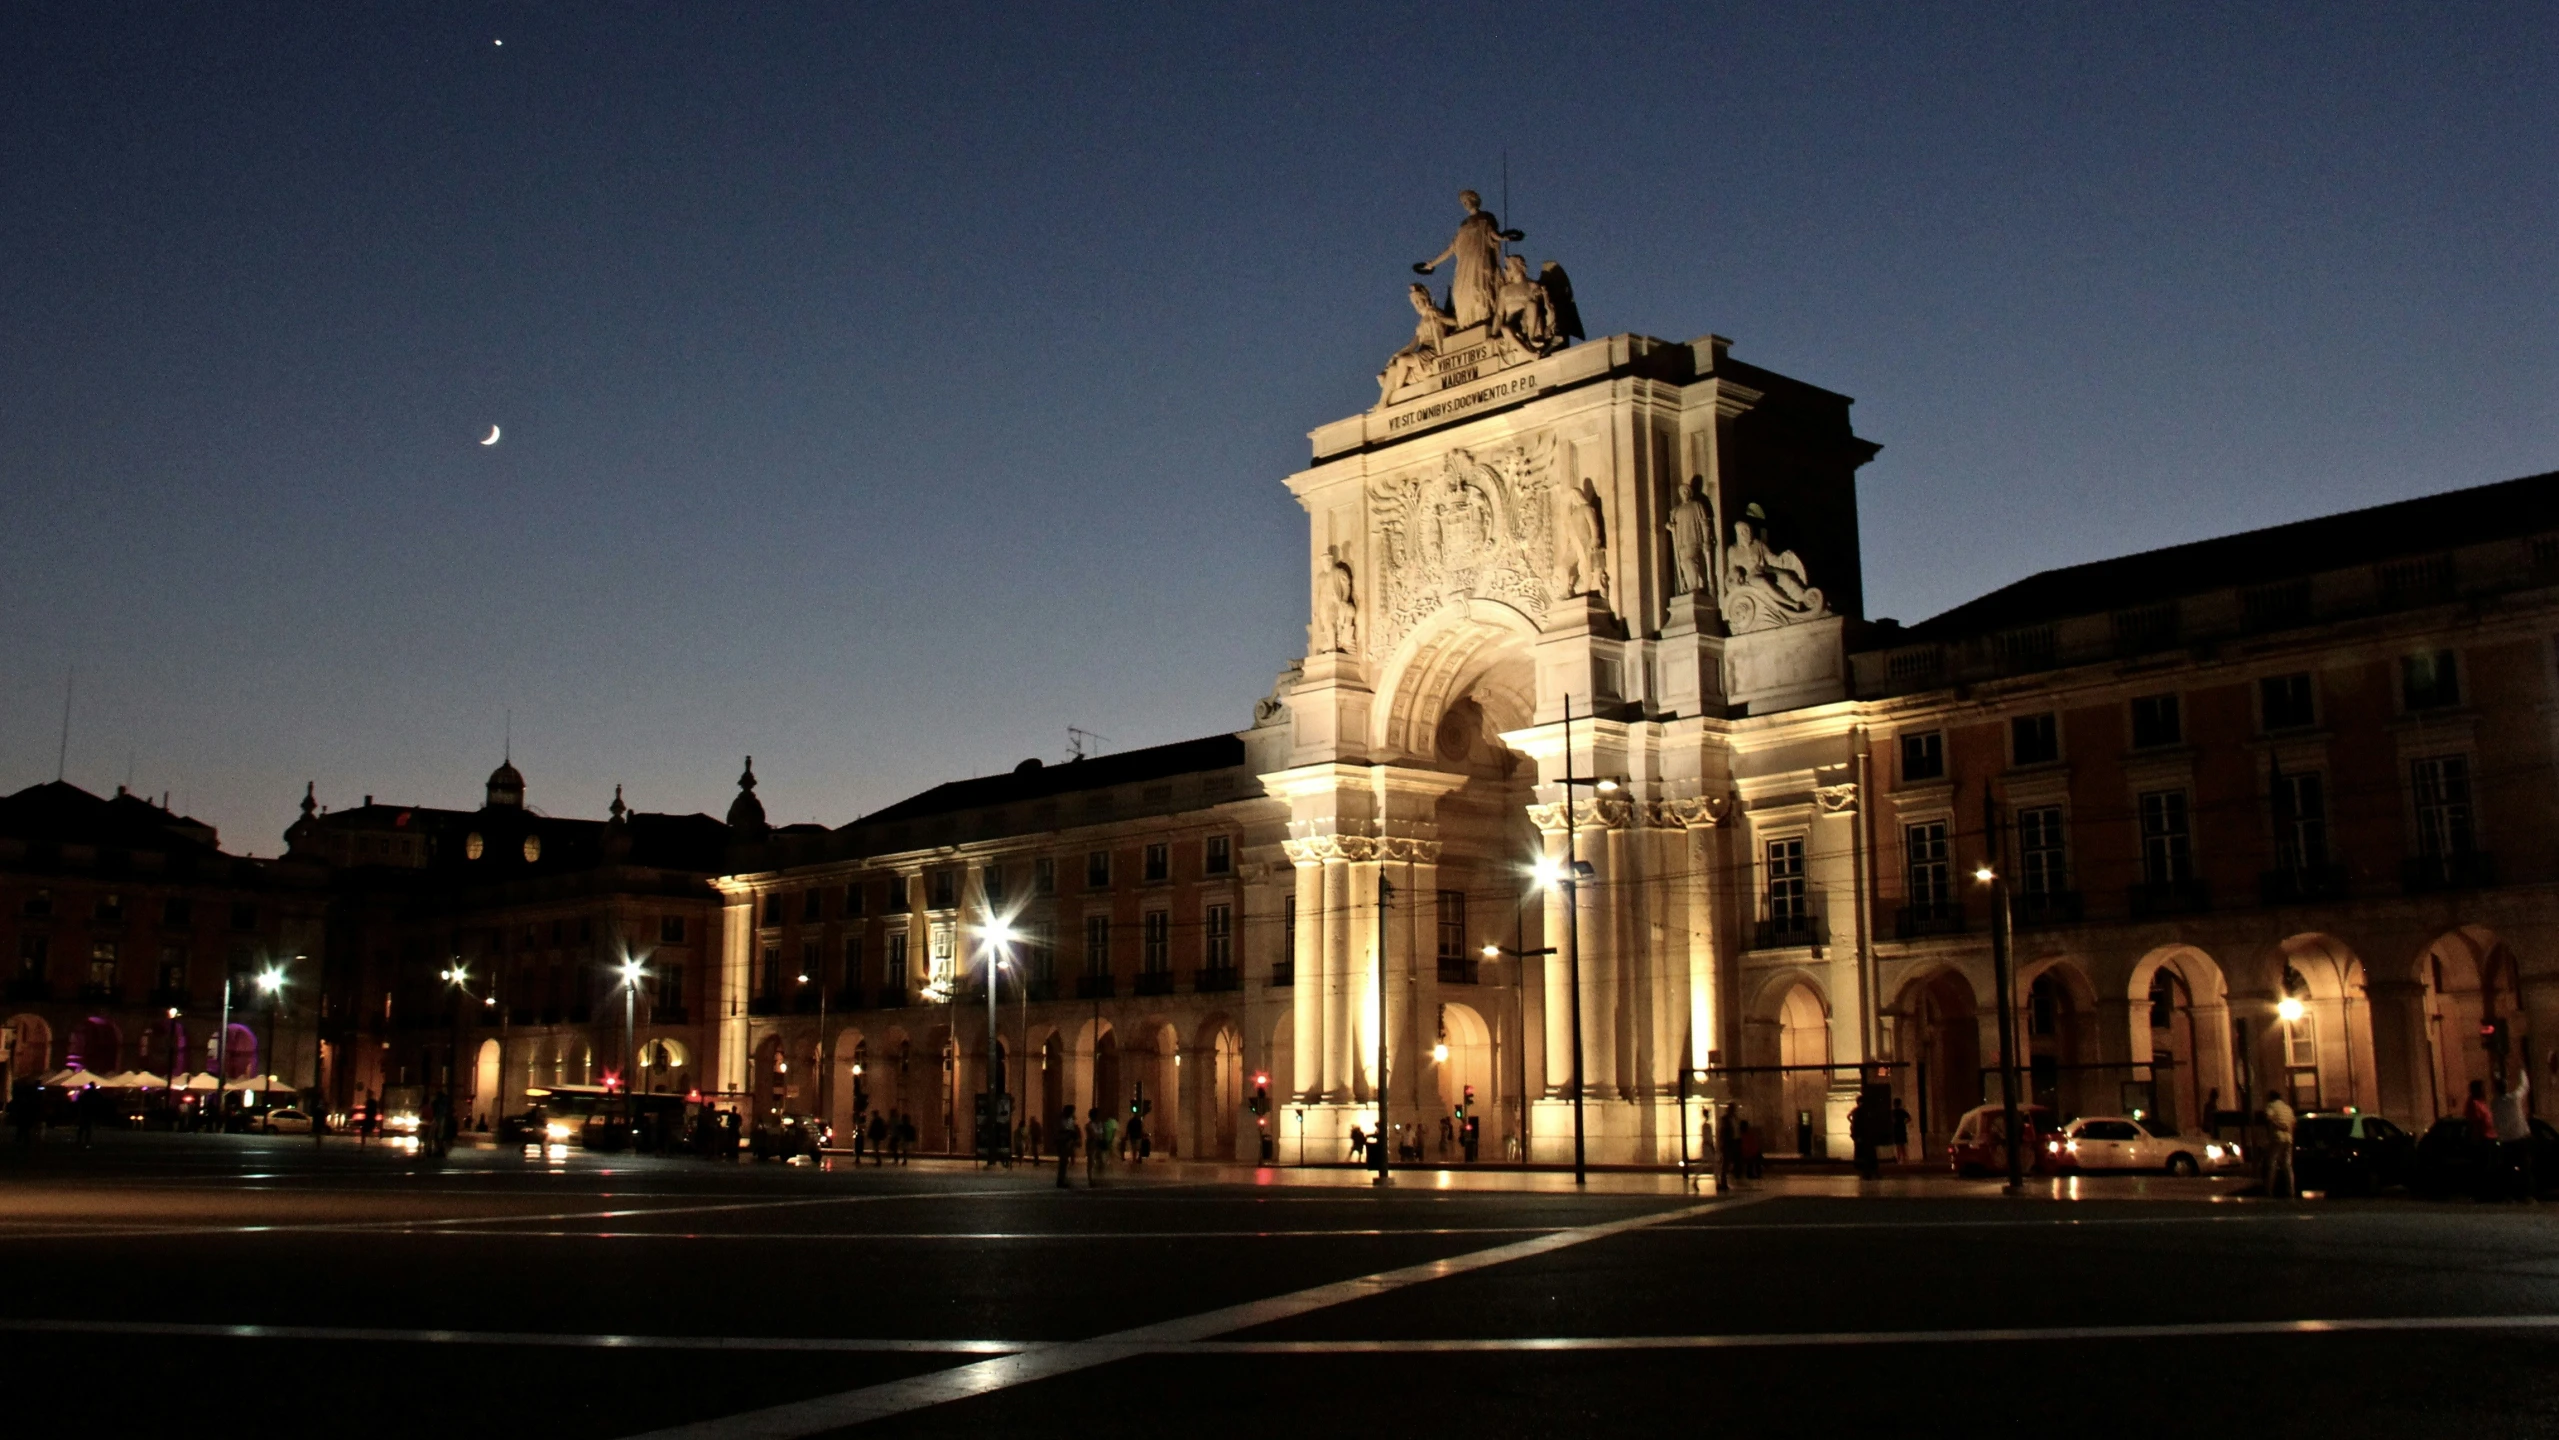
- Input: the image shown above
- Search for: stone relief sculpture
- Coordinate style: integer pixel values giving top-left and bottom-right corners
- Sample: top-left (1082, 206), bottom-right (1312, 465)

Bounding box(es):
top-left (1719, 515), bottom-right (1828, 632)
top-left (1561, 480), bottom-right (1611, 605)
top-left (1366, 434), bottom-right (1559, 657)
top-left (1665, 475), bottom-right (1712, 596)
top-left (1377, 283), bottom-right (1457, 405)
top-left (1412, 189), bottom-right (1523, 328)
top-left (1311, 546), bottom-right (1360, 654)
top-left (1538, 260), bottom-right (1584, 342)
top-left (1492, 254), bottom-right (1560, 357)
top-left (1253, 658), bottom-right (1304, 727)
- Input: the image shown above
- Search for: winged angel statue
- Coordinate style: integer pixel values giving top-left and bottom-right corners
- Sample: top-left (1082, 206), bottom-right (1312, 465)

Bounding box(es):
top-left (1364, 434), bottom-right (1561, 658)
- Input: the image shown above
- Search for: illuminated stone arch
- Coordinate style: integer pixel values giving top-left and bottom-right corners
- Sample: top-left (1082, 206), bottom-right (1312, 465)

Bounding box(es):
top-left (1369, 599), bottom-right (1540, 761)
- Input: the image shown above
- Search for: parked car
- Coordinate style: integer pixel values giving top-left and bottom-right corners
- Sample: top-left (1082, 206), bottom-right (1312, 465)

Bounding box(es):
top-left (1948, 1103), bottom-right (2060, 1177)
top-left (751, 1112), bottom-right (830, 1161)
top-left (260, 1107), bottom-right (316, 1135)
top-left (2047, 1115), bottom-right (2242, 1176)
top-left (2290, 1112), bottom-right (2415, 1195)
top-left (2411, 1115), bottom-right (2559, 1200)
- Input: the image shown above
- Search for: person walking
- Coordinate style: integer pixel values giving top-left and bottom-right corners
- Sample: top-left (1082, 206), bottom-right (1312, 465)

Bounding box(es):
top-left (1085, 1107), bottom-right (1105, 1185)
top-left (2494, 1068), bottom-right (2535, 1202)
top-left (1127, 1111), bottom-right (1147, 1166)
top-left (72, 1082), bottom-right (96, 1148)
top-left (867, 1111), bottom-right (887, 1165)
top-left (1848, 1092), bottom-right (1878, 1180)
top-left (359, 1093), bottom-right (378, 1145)
top-left (1713, 1106), bottom-right (1737, 1190)
top-left (1346, 1124), bottom-right (1366, 1165)
top-left (1056, 1106), bottom-right (1079, 1189)
top-left (2263, 1089), bottom-right (2297, 1199)
top-left (2464, 1079), bottom-right (2495, 1142)
top-left (1891, 1099), bottom-right (1913, 1165)
top-left (895, 1110), bottom-right (915, 1165)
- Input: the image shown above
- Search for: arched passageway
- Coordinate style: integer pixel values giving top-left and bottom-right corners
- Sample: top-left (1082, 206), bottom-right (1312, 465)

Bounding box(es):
top-left (1895, 970), bottom-right (1980, 1154)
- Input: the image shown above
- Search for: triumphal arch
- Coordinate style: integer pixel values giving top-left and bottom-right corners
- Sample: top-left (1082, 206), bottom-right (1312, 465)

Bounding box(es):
top-left (1269, 192), bottom-right (1882, 1162)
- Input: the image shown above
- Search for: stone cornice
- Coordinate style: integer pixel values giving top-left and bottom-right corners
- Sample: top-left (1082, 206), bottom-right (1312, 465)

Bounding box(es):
top-left (1281, 835), bottom-right (1443, 864)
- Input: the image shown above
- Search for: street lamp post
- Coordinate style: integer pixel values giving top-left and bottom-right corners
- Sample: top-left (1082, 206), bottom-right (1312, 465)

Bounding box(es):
top-left (1542, 694), bottom-right (1620, 1189)
top-left (1483, 936), bottom-right (1555, 1167)
top-left (980, 921), bottom-right (1018, 1164)
top-left (619, 956), bottom-right (645, 1139)
top-left (1975, 787), bottom-right (2025, 1194)
top-left (1374, 876), bottom-right (1391, 1188)
top-left (436, 962), bottom-right (469, 1151)
top-left (256, 966), bottom-right (284, 1113)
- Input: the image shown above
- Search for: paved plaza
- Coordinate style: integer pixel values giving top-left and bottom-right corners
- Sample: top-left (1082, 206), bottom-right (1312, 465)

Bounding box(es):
top-left (5, 1136), bottom-right (2559, 1437)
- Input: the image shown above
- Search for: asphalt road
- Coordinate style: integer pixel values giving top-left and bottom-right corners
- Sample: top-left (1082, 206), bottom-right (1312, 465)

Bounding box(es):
top-left (6, 1135), bottom-right (2559, 1438)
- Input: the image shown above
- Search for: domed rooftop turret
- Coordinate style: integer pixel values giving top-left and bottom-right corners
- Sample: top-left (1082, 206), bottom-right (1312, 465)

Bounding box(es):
top-left (725, 756), bottom-right (768, 839)
top-left (485, 759), bottom-right (525, 809)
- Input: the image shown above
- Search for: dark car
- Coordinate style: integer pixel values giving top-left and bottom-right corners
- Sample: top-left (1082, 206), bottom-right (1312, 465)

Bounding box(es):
top-left (2292, 1112), bottom-right (2415, 1195)
top-left (2411, 1115), bottom-right (2559, 1200)
top-left (1948, 1102), bottom-right (2060, 1177)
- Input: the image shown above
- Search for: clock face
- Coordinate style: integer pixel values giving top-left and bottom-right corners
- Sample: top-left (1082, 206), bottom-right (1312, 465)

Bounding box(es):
top-left (465, 832), bottom-right (485, 861)
top-left (522, 835), bottom-right (542, 863)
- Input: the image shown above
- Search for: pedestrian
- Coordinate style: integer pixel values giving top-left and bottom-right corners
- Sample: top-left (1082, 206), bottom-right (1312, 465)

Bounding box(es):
top-left (1127, 1111), bottom-right (1148, 1165)
top-left (1347, 1123), bottom-right (1366, 1165)
top-left (2263, 1089), bottom-right (2297, 1199)
top-left (1056, 1105), bottom-right (1079, 1188)
top-left (1715, 1106), bottom-right (1738, 1190)
top-left (1027, 1114), bottom-right (1043, 1159)
top-left (1085, 1107), bottom-right (1105, 1184)
top-left (865, 1110), bottom-right (885, 1165)
top-left (1848, 1092), bottom-right (1878, 1179)
top-left (1100, 1109), bottom-right (1120, 1167)
top-left (2464, 1079), bottom-right (2495, 1142)
top-left (2494, 1068), bottom-right (2535, 1202)
top-left (2201, 1087), bottom-right (2222, 1138)
top-left (1740, 1119), bottom-right (1764, 1180)
top-left (1892, 1100), bottom-right (1913, 1165)
top-left (1439, 1114), bottom-right (1455, 1160)
top-left (359, 1093), bottom-right (378, 1145)
top-left (895, 1111), bottom-right (915, 1165)
top-left (73, 1082), bottom-right (96, 1148)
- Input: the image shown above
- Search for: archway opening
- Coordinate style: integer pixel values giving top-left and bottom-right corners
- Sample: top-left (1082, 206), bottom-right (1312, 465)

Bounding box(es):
top-left (1776, 983), bottom-right (1830, 1156)
top-left (1896, 970), bottom-right (1979, 1154)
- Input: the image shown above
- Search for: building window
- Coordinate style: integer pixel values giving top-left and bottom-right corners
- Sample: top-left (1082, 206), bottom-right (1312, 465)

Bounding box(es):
top-left (1204, 834), bottom-right (1232, 875)
top-left (1084, 915), bottom-right (1111, 975)
top-left (2011, 713), bottom-right (2059, 766)
top-left (1282, 901), bottom-right (1297, 970)
top-left (928, 871), bottom-right (958, 911)
top-left (2411, 755), bottom-right (2476, 857)
top-left (928, 922), bottom-right (955, 984)
top-left (800, 939), bottom-right (821, 982)
top-left (1435, 890), bottom-right (1468, 963)
top-left (162, 897), bottom-right (192, 927)
top-left (158, 945), bottom-right (187, 992)
top-left (2029, 972), bottom-right (2062, 1038)
top-left (841, 935), bottom-right (862, 989)
top-left (2130, 694), bottom-right (2182, 749)
top-left (1086, 851), bottom-right (1111, 889)
top-left (659, 915), bottom-right (686, 944)
top-left (654, 964), bottom-right (684, 1013)
top-left (1022, 921), bottom-right (1055, 983)
top-left (1204, 904), bottom-right (1233, 971)
top-left (1766, 838), bottom-right (1807, 923)
top-left (2260, 673), bottom-right (2316, 731)
top-left (983, 865), bottom-right (1007, 908)
top-left (887, 931), bottom-right (909, 984)
top-left (1034, 857), bottom-right (1056, 895)
top-left (1142, 910), bottom-right (1170, 973)
top-left (1900, 732), bottom-right (1944, 783)
top-left (2138, 790), bottom-right (2193, 884)
top-left (1904, 822), bottom-right (1951, 918)
top-left (94, 893), bottom-right (123, 924)
top-left (843, 881), bottom-right (865, 918)
top-left (759, 946), bottom-right (782, 999)
top-left (2018, 806), bottom-right (2067, 896)
top-left (2402, 650), bottom-right (2461, 711)
top-left (761, 894), bottom-right (784, 927)
top-left (2274, 771), bottom-right (2328, 871)
top-left (802, 889), bottom-right (823, 923)
top-left (16, 935), bottom-right (45, 981)
top-left (1143, 842), bottom-right (1170, 883)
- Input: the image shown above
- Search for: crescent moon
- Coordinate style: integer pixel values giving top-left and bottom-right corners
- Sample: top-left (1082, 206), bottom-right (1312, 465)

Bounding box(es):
top-left (480, 425), bottom-right (501, 446)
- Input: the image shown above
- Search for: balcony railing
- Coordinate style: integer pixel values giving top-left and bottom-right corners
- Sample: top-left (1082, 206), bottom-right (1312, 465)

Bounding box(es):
top-left (2260, 864), bottom-right (2350, 906)
top-left (1076, 973), bottom-right (1117, 1000)
top-left (2011, 889), bottom-right (2084, 928)
top-left (2403, 850), bottom-right (2497, 894)
top-left (1751, 913), bottom-right (1828, 950)
top-left (1893, 903), bottom-right (1966, 940)
top-left (1269, 960), bottom-right (1295, 988)
top-left (1435, 956), bottom-right (1480, 985)
top-left (1195, 967), bottom-right (1241, 993)
top-left (1134, 970), bottom-right (1174, 996)
top-left (78, 983), bottom-right (120, 1004)
top-left (2127, 879), bottom-right (2211, 919)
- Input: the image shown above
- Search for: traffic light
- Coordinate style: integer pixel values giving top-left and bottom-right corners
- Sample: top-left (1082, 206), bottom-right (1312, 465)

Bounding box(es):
top-left (1249, 1083), bottom-right (1270, 1117)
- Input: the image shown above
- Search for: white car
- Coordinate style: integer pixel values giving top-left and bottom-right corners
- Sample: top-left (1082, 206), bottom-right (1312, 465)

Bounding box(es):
top-left (261, 1107), bottom-right (317, 1134)
top-left (2047, 1115), bottom-right (2242, 1176)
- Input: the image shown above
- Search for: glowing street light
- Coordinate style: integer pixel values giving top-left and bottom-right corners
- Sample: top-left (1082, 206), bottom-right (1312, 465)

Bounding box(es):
top-left (2276, 995), bottom-right (2307, 1025)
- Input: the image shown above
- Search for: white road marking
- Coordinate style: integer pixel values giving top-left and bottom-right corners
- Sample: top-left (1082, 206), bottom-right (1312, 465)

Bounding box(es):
top-left (617, 1194), bottom-right (1755, 1440)
top-left (1657, 1212), bottom-right (2332, 1233)
top-left (0, 1317), bottom-right (1019, 1352)
top-left (371, 1226), bottom-right (1563, 1241)
top-left (0, 1188), bottom-right (1031, 1244)
top-left (1183, 1313), bottom-right (2559, 1350)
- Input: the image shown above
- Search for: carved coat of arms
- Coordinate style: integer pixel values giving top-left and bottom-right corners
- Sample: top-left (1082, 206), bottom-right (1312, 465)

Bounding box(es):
top-left (1367, 435), bottom-right (1559, 656)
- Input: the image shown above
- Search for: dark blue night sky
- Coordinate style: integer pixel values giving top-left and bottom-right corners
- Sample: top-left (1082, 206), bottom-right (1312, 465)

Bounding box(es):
top-left (4, 4), bottom-right (2550, 845)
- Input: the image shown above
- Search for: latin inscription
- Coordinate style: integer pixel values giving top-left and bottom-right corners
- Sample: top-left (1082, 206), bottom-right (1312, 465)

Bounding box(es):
top-left (1386, 374), bottom-right (1540, 433)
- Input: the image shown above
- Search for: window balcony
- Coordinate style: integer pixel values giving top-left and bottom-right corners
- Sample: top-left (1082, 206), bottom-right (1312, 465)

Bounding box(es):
top-left (1194, 967), bottom-right (1241, 993)
top-left (2127, 879), bottom-right (2210, 919)
top-left (2011, 889), bottom-right (2084, 928)
top-left (1134, 970), bottom-right (1174, 997)
top-left (1751, 913), bottom-right (1827, 950)
top-left (2404, 851), bottom-right (2497, 894)
top-left (1893, 904), bottom-right (1966, 940)
top-left (77, 983), bottom-right (120, 1004)
top-left (1435, 956), bottom-right (1480, 985)
top-left (1076, 973), bottom-right (1117, 1000)
top-left (1269, 960), bottom-right (1295, 988)
top-left (2259, 864), bottom-right (2350, 906)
